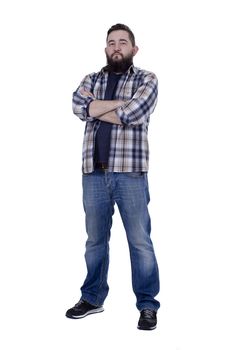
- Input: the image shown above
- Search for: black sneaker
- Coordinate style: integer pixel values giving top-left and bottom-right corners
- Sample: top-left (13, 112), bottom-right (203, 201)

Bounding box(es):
top-left (65, 299), bottom-right (104, 319)
top-left (137, 309), bottom-right (157, 330)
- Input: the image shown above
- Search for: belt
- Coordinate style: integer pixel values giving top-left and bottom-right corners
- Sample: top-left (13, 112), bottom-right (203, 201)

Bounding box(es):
top-left (95, 162), bottom-right (108, 170)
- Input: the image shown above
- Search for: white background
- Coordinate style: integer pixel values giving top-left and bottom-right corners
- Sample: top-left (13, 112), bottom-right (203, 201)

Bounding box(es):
top-left (0, 0), bottom-right (233, 349)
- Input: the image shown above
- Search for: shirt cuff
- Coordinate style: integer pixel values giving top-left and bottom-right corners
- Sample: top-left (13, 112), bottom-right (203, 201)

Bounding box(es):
top-left (85, 97), bottom-right (96, 121)
top-left (86, 100), bottom-right (93, 119)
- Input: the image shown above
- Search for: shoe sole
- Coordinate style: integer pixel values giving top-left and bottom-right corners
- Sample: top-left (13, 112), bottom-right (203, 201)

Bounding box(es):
top-left (66, 307), bottom-right (104, 319)
top-left (137, 325), bottom-right (157, 331)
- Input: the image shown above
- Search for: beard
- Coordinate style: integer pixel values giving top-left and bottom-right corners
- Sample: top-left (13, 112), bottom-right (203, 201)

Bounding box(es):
top-left (106, 52), bottom-right (134, 73)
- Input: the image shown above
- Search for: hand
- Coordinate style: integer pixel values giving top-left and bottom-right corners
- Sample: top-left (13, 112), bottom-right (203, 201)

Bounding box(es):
top-left (80, 88), bottom-right (95, 98)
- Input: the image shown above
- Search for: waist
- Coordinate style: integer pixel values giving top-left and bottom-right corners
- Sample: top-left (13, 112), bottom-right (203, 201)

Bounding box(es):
top-left (95, 162), bottom-right (108, 170)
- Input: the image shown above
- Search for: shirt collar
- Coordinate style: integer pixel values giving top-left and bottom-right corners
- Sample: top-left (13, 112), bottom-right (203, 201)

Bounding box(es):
top-left (101, 64), bottom-right (136, 75)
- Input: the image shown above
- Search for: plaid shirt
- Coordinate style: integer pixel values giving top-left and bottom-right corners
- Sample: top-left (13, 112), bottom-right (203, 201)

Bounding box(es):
top-left (72, 65), bottom-right (158, 173)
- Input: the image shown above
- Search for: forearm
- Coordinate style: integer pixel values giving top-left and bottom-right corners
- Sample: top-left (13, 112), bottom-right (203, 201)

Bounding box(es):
top-left (89, 99), bottom-right (125, 118)
top-left (96, 110), bottom-right (122, 125)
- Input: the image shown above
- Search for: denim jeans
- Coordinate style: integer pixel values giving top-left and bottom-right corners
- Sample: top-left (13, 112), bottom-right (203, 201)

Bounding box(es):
top-left (81, 170), bottom-right (160, 311)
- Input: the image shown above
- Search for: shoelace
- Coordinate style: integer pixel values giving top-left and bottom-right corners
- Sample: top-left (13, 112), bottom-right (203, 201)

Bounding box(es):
top-left (141, 309), bottom-right (156, 318)
top-left (75, 300), bottom-right (85, 307)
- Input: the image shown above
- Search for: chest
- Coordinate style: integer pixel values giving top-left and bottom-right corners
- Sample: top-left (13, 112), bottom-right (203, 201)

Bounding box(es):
top-left (92, 75), bottom-right (143, 100)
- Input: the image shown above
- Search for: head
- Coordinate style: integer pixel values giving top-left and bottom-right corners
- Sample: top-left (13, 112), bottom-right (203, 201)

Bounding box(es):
top-left (105, 24), bottom-right (138, 73)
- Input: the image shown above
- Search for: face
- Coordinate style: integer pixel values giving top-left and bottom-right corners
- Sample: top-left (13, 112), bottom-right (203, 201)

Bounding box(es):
top-left (105, 30), bottom-right (138, 73)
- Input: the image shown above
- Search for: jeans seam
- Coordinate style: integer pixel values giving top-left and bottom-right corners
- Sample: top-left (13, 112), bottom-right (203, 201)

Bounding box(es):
top-left (95, 213), bottom-right (111, 305)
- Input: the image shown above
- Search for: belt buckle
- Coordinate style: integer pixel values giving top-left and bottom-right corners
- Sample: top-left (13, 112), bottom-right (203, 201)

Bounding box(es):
top-left (101, 163), bottom-right (108, 170)
top-left (96, 162), bottom-right (108, 170)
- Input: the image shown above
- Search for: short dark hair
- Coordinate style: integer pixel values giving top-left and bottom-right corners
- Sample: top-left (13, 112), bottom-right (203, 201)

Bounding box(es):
top-left (107, 23), bottom-right (136, 47)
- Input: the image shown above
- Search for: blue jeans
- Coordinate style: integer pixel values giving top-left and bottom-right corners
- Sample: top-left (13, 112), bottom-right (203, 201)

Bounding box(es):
top-left (81, 170), bottom-right (160, 311)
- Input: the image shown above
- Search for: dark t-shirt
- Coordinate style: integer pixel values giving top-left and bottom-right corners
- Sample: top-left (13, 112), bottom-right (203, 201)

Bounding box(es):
top-left (94, 72), bottom-right (122, 164)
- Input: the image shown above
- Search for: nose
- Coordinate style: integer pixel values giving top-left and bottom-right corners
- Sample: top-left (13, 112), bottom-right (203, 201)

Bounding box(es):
top-left (114, 43), bottom-right (121, 51)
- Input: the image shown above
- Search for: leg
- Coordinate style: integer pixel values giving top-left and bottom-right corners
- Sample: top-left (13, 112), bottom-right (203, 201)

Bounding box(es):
top-left (81, 171), bottom-right (114, 306)
top-left (115, 172), bottom-right (160, 311)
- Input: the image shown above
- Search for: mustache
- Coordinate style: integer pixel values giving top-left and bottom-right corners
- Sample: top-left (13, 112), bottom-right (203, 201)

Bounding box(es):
top-left (111, 52), bottom-right (123, 58)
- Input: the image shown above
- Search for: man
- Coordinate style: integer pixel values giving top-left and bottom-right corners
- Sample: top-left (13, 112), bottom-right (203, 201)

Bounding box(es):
top-left (66, 23), bottom-right (160, 331)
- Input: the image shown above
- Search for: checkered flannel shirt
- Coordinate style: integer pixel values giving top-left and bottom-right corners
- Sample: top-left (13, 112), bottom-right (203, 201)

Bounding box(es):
top-left (72, 65), bottom-right (158, 173)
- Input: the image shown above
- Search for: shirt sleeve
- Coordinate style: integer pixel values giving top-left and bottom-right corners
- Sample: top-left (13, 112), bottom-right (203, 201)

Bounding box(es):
top-left (72, 74), bottom-right (96, 122)
top-left (115, 72), bottom-right (158, 126)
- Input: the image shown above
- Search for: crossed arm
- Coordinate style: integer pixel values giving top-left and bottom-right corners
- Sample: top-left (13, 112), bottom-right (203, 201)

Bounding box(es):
top-left (80, 88), bottom-right (124, 125)
top-left (74, 72), bottom-right (158, 126)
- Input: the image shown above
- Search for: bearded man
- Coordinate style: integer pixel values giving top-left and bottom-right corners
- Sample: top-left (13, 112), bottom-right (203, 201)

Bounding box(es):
top-left (66, 23), bottom-right (160, 331)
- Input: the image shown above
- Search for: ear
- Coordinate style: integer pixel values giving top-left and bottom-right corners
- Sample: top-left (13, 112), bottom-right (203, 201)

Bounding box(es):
top-left (132, 45), bottom-right (139, 56)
